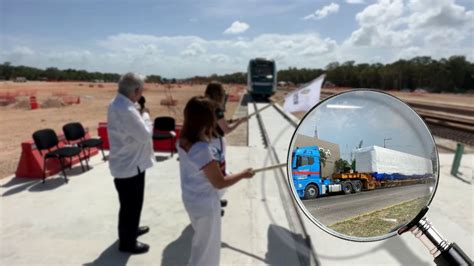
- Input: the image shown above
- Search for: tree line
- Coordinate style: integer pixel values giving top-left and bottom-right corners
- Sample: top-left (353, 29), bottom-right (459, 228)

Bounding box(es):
top-left (187, 56), bottom-right (474, 93)
top-left (0, 62), bottom-right (121, 82)
top-left (2, 55), bottom-right (473, 92)
top-left (323, 55), bottom-right (474, 93)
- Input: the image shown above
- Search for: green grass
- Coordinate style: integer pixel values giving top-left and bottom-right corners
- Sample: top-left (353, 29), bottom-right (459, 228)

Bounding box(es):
top-left (328, 196), bottom-right (429, 238)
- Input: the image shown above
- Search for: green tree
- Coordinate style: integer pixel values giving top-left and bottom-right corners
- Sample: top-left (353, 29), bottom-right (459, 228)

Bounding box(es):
top-left (334, 158), bottom-right (351, 173)
top-left (146, 75), bottom-right (162, 83)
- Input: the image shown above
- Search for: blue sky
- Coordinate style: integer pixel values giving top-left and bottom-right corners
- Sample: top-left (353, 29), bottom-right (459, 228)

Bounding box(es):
top-left (1, 0), bottom-right (473, 78)
top-left (297, 90), bottom-right (437, 161)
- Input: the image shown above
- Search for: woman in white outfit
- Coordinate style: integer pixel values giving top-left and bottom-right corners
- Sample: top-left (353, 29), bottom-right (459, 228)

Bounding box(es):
top-left (204, 82), bottom-right (248, 214)
top-left (177, 96), bottom-right (254, 266)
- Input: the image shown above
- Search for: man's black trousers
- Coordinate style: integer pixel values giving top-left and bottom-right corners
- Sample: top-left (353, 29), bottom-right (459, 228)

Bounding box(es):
top-left (114, 170), bottom-right (145, 248)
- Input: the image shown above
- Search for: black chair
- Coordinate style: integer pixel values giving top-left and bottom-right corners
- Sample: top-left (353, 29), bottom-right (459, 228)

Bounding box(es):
top-left (153, 116), bottom-right (176, 156)
top-left (32, 129), bottom-right (86, 183)
top-left (62, 122), bottom-right (106, 162)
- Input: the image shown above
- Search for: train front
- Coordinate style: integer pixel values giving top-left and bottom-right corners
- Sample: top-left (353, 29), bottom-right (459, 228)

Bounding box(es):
top-left (247, 59), bottom-right (276, 99)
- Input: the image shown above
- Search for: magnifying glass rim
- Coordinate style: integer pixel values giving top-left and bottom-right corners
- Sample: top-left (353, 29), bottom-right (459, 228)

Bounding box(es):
top-left (286, 89), bottom-right (440, 242)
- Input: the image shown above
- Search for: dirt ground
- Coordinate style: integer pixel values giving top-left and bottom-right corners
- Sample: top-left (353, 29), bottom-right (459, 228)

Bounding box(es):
top-left (2, 82), bottom-right (472, 179)
top-left (0, 81), bottom-right (245, 179)
top-left (271, 87), bottom-right (474, 119)
top-left (271, 87), bottom-right (474, 153)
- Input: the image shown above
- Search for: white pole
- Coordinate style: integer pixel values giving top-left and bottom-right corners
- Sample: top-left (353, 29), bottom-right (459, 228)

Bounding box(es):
top-left (252, 163), bottom-right (287, 173)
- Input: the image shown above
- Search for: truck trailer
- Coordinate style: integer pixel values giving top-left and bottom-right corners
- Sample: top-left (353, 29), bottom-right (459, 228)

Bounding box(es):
top-left (291, 145), bottom-right (433, 199)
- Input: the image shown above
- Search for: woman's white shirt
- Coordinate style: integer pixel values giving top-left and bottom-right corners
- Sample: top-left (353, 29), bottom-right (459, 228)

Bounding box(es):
top-left (178, 141), bottom-right (220, 215)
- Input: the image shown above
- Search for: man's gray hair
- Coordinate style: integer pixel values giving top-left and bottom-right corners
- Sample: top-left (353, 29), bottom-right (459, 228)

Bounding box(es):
top-left (118, 72), bottom-right (145, 96)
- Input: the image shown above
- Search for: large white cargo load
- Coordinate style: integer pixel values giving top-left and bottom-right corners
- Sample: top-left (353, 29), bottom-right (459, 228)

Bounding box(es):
top-left (354, 146), bottom-right (433, 177)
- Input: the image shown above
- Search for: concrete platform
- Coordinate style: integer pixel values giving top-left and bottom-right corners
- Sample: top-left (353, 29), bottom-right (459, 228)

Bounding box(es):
top-left (0, 149), bottom-right (472, 265)
top-left (0, 146), bottom-right (310, 265)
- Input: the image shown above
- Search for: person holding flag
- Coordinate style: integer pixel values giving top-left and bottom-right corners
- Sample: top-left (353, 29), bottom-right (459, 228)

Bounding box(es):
top-left (177, 96), bottom-right (254, 266)
top-left (204, 81), bottom-right (248, 215)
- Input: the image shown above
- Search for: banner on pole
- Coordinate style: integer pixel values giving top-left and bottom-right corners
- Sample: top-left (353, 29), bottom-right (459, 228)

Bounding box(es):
top-left (283, 74), bottom-right (326, 113)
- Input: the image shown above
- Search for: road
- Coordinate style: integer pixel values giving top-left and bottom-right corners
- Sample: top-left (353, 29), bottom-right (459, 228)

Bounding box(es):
top-left (302, 184), bottom-right (431, 226)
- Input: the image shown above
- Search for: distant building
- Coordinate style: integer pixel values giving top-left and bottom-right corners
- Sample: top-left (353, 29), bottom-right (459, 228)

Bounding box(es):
top-left (323, 81), bottom-right (335, 88)
top-left (293, 134), bottom-right (341, 178)
top-left (14, 77), bottom-right (27, 82)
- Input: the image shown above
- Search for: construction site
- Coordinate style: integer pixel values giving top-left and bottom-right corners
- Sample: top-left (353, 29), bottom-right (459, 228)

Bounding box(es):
top-left (0, 80), bottom-right (472, 265)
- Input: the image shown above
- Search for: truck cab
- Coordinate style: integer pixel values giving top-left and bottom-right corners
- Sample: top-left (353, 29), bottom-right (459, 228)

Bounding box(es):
top-left (292, 146), bottom-right (324, 199)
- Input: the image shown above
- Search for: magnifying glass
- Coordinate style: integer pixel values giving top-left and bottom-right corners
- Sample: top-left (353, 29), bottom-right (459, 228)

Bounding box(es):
top-left (286, 90), bottom-right (472, 265)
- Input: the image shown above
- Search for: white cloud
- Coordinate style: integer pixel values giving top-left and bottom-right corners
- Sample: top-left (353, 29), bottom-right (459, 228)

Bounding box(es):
top-left (1, 32), bottom-right (340, 78)
top-left (346, 0), bottom-right (473, 57)
top-left (1, 0), bottom-right (472, 78)
top-left (12, 46), bottom-right (34, 55)
top-left (209, 54), bottom-right (230, 63)
top-left (223, 21), bottom-right (250, 34)
top-left (304, 3), bottom-right (340, 20)
top-left (408, 0), bottom-right (474, 29)
top-left (181, 42), bottom-right (206, 57)
top-left (346, 0), bottom-right (365, 4)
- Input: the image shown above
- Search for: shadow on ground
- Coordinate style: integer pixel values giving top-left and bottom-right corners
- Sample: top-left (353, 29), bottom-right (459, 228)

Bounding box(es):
top-left (317, 234), bottom-right (430, 265)
top-left (83, 240), bottom-right (131, 266)
top-left (161, 224), bottom-right (194, 266)
top-left (28, 177), bottom-right (67, 192)
top-left (1, 178), bottom-right (39, 196)
top-left (221, 224), bottom-right (315, 265)
top-left (265, 224), bottom-right (314, 265)
top-left (155, 155), bottom-right (172, 162)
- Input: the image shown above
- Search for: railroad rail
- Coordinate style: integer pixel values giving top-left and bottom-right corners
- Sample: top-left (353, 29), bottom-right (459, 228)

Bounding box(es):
top-left (250, 97), bottom-right (318, 266)
top-left (320, 90), bottom-right (474, 146)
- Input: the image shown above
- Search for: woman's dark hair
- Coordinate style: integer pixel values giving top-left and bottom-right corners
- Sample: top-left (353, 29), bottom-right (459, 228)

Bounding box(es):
top-left (180, 96), bottom-right (217, 145)
top-left (138, 96), bottom-right (146, 111)
top-left (204, 81), bottom-right (225, 106)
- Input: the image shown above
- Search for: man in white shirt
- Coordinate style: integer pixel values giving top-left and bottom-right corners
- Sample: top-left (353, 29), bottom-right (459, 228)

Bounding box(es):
top-left (107, 72), bottom-right (154, 254)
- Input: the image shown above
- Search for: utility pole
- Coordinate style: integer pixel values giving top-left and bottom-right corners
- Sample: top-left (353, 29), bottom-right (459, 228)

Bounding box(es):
top-left (384, 137), bottom-right (392, 148)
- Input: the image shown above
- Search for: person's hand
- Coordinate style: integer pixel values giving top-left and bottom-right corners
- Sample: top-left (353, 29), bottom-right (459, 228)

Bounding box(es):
top-left (238, 117), bottom-right (249, 124)
top-left (140, 107), bottom-right (150, 115)
top-left (241, 168), bottom-right (255, 178)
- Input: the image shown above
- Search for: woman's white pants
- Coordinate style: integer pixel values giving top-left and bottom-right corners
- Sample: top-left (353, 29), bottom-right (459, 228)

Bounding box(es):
top-left (184, 198), bottom-right (221, 266)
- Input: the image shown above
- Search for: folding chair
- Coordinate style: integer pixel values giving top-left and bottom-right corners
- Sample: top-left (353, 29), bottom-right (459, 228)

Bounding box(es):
top-left (32, 129), bottom-right (86, 183)
top-left (62, 122), bottom-right (106, 162)
top-left (153, 116), bottom-right (176, 156)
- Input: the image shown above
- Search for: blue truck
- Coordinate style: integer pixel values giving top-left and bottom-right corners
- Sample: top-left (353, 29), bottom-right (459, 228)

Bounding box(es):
top-left (292, 146), bottom-right (347, 199)
top-left (291, 146), bottom-right (432, 200)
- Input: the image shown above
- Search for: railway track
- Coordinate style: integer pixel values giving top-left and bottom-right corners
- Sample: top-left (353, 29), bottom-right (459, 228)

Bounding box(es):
top-left (320, 90), bottom-right (474, 146)
top-left (249, 97), bottom-right (318, 266)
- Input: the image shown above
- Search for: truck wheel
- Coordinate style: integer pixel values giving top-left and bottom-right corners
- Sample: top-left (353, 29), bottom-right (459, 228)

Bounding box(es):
top-left (304, 184), bottom-right (319, 199)
top-left (342, 182), bottom-right (352, 195)
top-left (352, 180), bottom-right (362, 193)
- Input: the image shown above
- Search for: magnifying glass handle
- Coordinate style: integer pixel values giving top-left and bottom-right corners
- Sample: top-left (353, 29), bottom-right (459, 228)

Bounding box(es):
top-left (409, 217), bottom-right (472, 266)
top-left (434, 242), bottom-right (472, 266)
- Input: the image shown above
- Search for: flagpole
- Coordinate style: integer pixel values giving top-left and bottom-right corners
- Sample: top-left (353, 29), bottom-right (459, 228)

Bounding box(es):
top-left (252, 163), bottom-right (287, 173)
top-left (246, 102), bottom-right (273, 118)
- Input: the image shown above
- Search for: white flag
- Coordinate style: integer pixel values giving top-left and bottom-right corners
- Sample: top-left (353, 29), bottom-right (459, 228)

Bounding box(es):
top-left (283, 74), bottom-right (325, 113)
